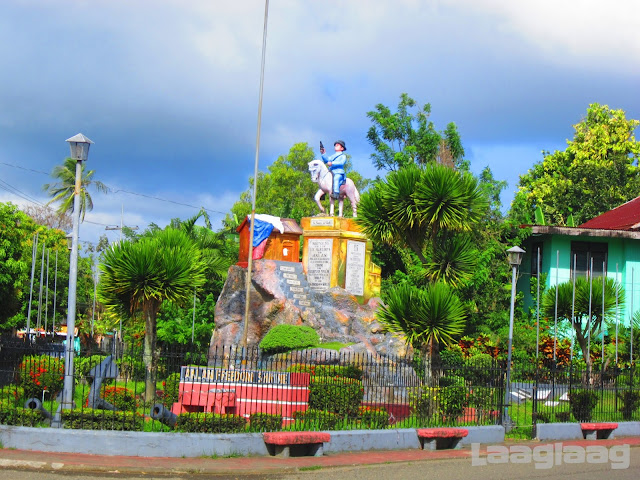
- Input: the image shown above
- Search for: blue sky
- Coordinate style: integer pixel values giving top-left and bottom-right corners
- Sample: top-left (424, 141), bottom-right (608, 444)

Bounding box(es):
top-left (1, 0), bottom-right (638, 246)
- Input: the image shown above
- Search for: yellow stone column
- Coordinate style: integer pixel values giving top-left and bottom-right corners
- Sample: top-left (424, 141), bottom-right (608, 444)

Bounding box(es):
top-left (300, 217), bottom-right (381, 303)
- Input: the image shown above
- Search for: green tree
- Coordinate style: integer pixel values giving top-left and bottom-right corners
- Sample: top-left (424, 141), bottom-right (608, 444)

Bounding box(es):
top-left (156, 293), bottom-right (216, 352)
top-left (43, 157), bottom-right (108, 221)
top-left (542, 277), bottom-right (624, 377)
top-left (98, 228), bottom-right (206, 402)
top-left (0, 202), bottom-right (75, 332)
top-left (512, 104), bottom-right (640, 225)
top-left (358, 163), bottom-right (488, 370)
top-left (378, 282), bottom-right (466, 368)
top-left (366, 93), bottom-right (466, 171)
top-left (358, 162), bottom-right (487, 286)
top-left (227, 142), bottom-right (369, 225)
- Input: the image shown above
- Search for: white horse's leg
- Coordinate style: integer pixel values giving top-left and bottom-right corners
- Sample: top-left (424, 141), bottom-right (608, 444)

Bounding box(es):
top-left (329, 197), bottom-right (335, 216)
top-left (351, 194), bottom-right (357, 218)
top-left (338, 198), bottom-right (344, 217)
top-left (314, 189), bottom-right (326, 214)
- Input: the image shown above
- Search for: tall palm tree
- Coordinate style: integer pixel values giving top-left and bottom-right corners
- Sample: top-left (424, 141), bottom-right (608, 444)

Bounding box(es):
top-left (43, 157), bottom-right (108, 222)
top-left (98, 228), bottom-right (206, 402)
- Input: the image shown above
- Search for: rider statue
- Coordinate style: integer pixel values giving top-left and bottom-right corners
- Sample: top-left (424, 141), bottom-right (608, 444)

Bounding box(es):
top-left (320, 140), bottom-right (347, 200)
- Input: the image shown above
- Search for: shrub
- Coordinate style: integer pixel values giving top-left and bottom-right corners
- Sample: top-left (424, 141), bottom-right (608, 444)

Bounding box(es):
top-left (293, 409), bottom-right (340, 430)
top-left (438, 375), bottom-right (468, 420)
top-left (117, 355), bottom-right (146, 381)
top-left (358, 406), bottom-right (389, 429)
top-left (248, 413), bottom-right (283, 432)
top-left (75, 355), bottom-right (108, 383)
top-left (174, 413), bottom-right (246, 433)
top-left (101, 386), bottom-right (138, 411)
top-left (409, 387), bottom-right (438, 419)
top-left (0, 385), bottom-right (24, 404)
top-left (287, 363), bottom-right (363, 380)
top-left (463, 353), bottom-right (496, 386)
top-left (18, 355), bottom-right (64, 399)
top-left (568, 390), bottom-right (598, 422)
top-left (308, 376), bottom-right (364, 417)
top-left (259, 325), bottom-right (319, 354)
top-left (163, 372), bottom-right (181, 406)
top-left (555, 411), bottom-right (571, 423)
top-left (617, 390), bottom-right (640, 420)
top-left (62, 408), bottom-right (144, 431)
top-left (0, 401), bottom-right (45, 427)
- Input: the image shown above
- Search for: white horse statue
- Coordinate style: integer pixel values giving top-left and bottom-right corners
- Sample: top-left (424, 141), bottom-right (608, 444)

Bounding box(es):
top-left (308, 159), bottom-right (360, 217)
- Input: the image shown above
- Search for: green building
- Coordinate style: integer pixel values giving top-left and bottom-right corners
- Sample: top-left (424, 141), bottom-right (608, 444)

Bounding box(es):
top-left (519, 197), bottom-right (640, 327)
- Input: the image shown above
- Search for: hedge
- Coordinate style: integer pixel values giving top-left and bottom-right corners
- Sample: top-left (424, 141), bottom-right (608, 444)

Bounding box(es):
top-left (248, 413), bottom-right (283, 432)
top-left (174, 413), bottom-right (247, 433)
top-left (308, 376), bottom-right (364, 417)
top-left (61, 408), bottom-right (145, 431)
top-left (293, 409), bottom-right (340, 430)
top-left (0, 401), bottom-right (44, 427)
top-left (259, 324), bottom-right (319, 354)
top-left (287, 363), bottom-right (363, 380)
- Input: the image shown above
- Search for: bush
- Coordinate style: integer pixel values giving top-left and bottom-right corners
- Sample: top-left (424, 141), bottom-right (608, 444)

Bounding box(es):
top-left (75, 355), bottom-right (108, 383)
top-left (358, 406), bottom-right (389, 429)
top-left (618, 390), bottom-right (640, 420)
top-left (163, 372), bottom-right (181, 406)
top-left (438, 375), bottom-right (468, 420)
top-left (287, 363), bottom-right (363, 380)
top-left (248, 413), bottom-right (283, 432)
top-left (117, 355), bottom-right (146, 381)
top-left (409, 387), bottom-right (438, 419)
top-left (293, 409), bottom-right (340, 430)
top-left (463, 354), bottom-right (496, 386)
top-left (569, 390), bottom-right (598, 422)
top-left (101, 386), bottom-right (138, 411)
top-left (259, 325), bottom-right (319, 354)
top-left (174, 413), bottom-right (246, 433)
top-left (0, 400), bottom-right (45, 426)
top-left (0, 385), bottom-right (24, 404)
top-left (308, 376), bottom-right (364, 417)
top-left (18, 355), bottom-right (64, 399)
top-left (62, 408), bottom-right (144, 431)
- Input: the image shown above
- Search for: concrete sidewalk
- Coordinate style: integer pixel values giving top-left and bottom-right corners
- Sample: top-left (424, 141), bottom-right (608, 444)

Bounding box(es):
top-left (1, 436), bottom-right (639, 476)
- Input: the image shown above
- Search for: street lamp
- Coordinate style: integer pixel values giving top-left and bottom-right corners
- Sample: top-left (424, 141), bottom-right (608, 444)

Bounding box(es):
top-left (503, 245), bottom-right (525, 431)
top-left (53, 133), bottom-right (93, 427)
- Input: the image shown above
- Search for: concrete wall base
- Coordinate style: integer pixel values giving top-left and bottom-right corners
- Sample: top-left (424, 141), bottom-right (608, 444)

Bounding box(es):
top-left (0, 425), bottom-right (505, 458)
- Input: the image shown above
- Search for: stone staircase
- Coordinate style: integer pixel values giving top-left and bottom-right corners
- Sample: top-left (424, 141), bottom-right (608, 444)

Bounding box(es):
top-left (272, 261), bottom-right (320, 315)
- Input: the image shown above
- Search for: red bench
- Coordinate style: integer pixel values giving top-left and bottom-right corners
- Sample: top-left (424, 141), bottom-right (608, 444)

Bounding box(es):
top-left (416, 428), bottom-right (468, 450)
top-left (581, 422), bottom-right (618, 440)
top-left (263, 431), bottom-right (331, 457)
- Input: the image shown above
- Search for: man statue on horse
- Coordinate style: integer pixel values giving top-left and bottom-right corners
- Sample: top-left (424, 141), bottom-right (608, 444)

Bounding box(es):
top-left (320, 140), bottom-right (347, 200)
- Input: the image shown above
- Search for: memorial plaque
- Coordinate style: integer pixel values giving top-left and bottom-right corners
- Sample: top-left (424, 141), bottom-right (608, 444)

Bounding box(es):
top-left (345, 240), bottom-right (365, 296)
top-left (286, 279), bottom-right (301, 285)
top-left (279, 265), bottom-right (296, 272)
top-left (290, 286), bottom-right (304, 293)
top-left (307, 238), bottom-right (333, 291)
top-left (282, 273), bottom-right (298, 280)
top-left (310, 218), bottom-right (334, 227)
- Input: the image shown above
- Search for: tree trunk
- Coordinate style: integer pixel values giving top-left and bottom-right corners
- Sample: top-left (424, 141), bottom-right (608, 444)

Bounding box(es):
top-left (574, 326), bottom-right (592, 385)
top-left (143, 303), bottom-right (159, 405)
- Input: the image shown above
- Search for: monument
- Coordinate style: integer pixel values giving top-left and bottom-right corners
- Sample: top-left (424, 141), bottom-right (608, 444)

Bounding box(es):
top-left (301, 217), bottom-right (380, 304)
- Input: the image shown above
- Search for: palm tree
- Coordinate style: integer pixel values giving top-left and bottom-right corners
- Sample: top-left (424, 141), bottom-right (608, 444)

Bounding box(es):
top-left (542, 276), bottom-right (624, 378)
top-left (43, 157), bottom-right (108, 222)
top-left (378, 282), bottom-right (466, 378)
top-left (358, 164), bottom-right (485, 377)
top-left (98, 228), bottom-right (206, 402)
top-left (358, 162), bottom-right (487, 282)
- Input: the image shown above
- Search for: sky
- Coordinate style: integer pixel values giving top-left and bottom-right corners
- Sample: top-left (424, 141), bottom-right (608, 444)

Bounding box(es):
top-left (1, 0), bottom-right (639, 247)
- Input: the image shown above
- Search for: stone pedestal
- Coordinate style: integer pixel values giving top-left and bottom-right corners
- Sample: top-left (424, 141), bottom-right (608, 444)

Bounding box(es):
top-left (300, 217), bottom-right (381, 303)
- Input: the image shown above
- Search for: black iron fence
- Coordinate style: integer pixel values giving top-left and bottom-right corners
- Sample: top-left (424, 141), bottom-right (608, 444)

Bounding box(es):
top-left (0, 339), bottom-right (638, 436)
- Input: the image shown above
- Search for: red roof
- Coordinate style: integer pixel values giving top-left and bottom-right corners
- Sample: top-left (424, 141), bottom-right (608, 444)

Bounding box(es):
top-left (579, 196), bottom-right (640, 230)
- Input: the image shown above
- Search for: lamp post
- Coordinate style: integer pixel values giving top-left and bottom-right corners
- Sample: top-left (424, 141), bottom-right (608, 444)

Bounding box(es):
top-left (53, 133), bottom-right (93, 427)
top-left (503, 246), bottom-right (525, 431)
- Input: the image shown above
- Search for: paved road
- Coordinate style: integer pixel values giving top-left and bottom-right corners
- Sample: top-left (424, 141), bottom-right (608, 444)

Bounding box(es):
top-left (1, 452), bottom-right (638, 480)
